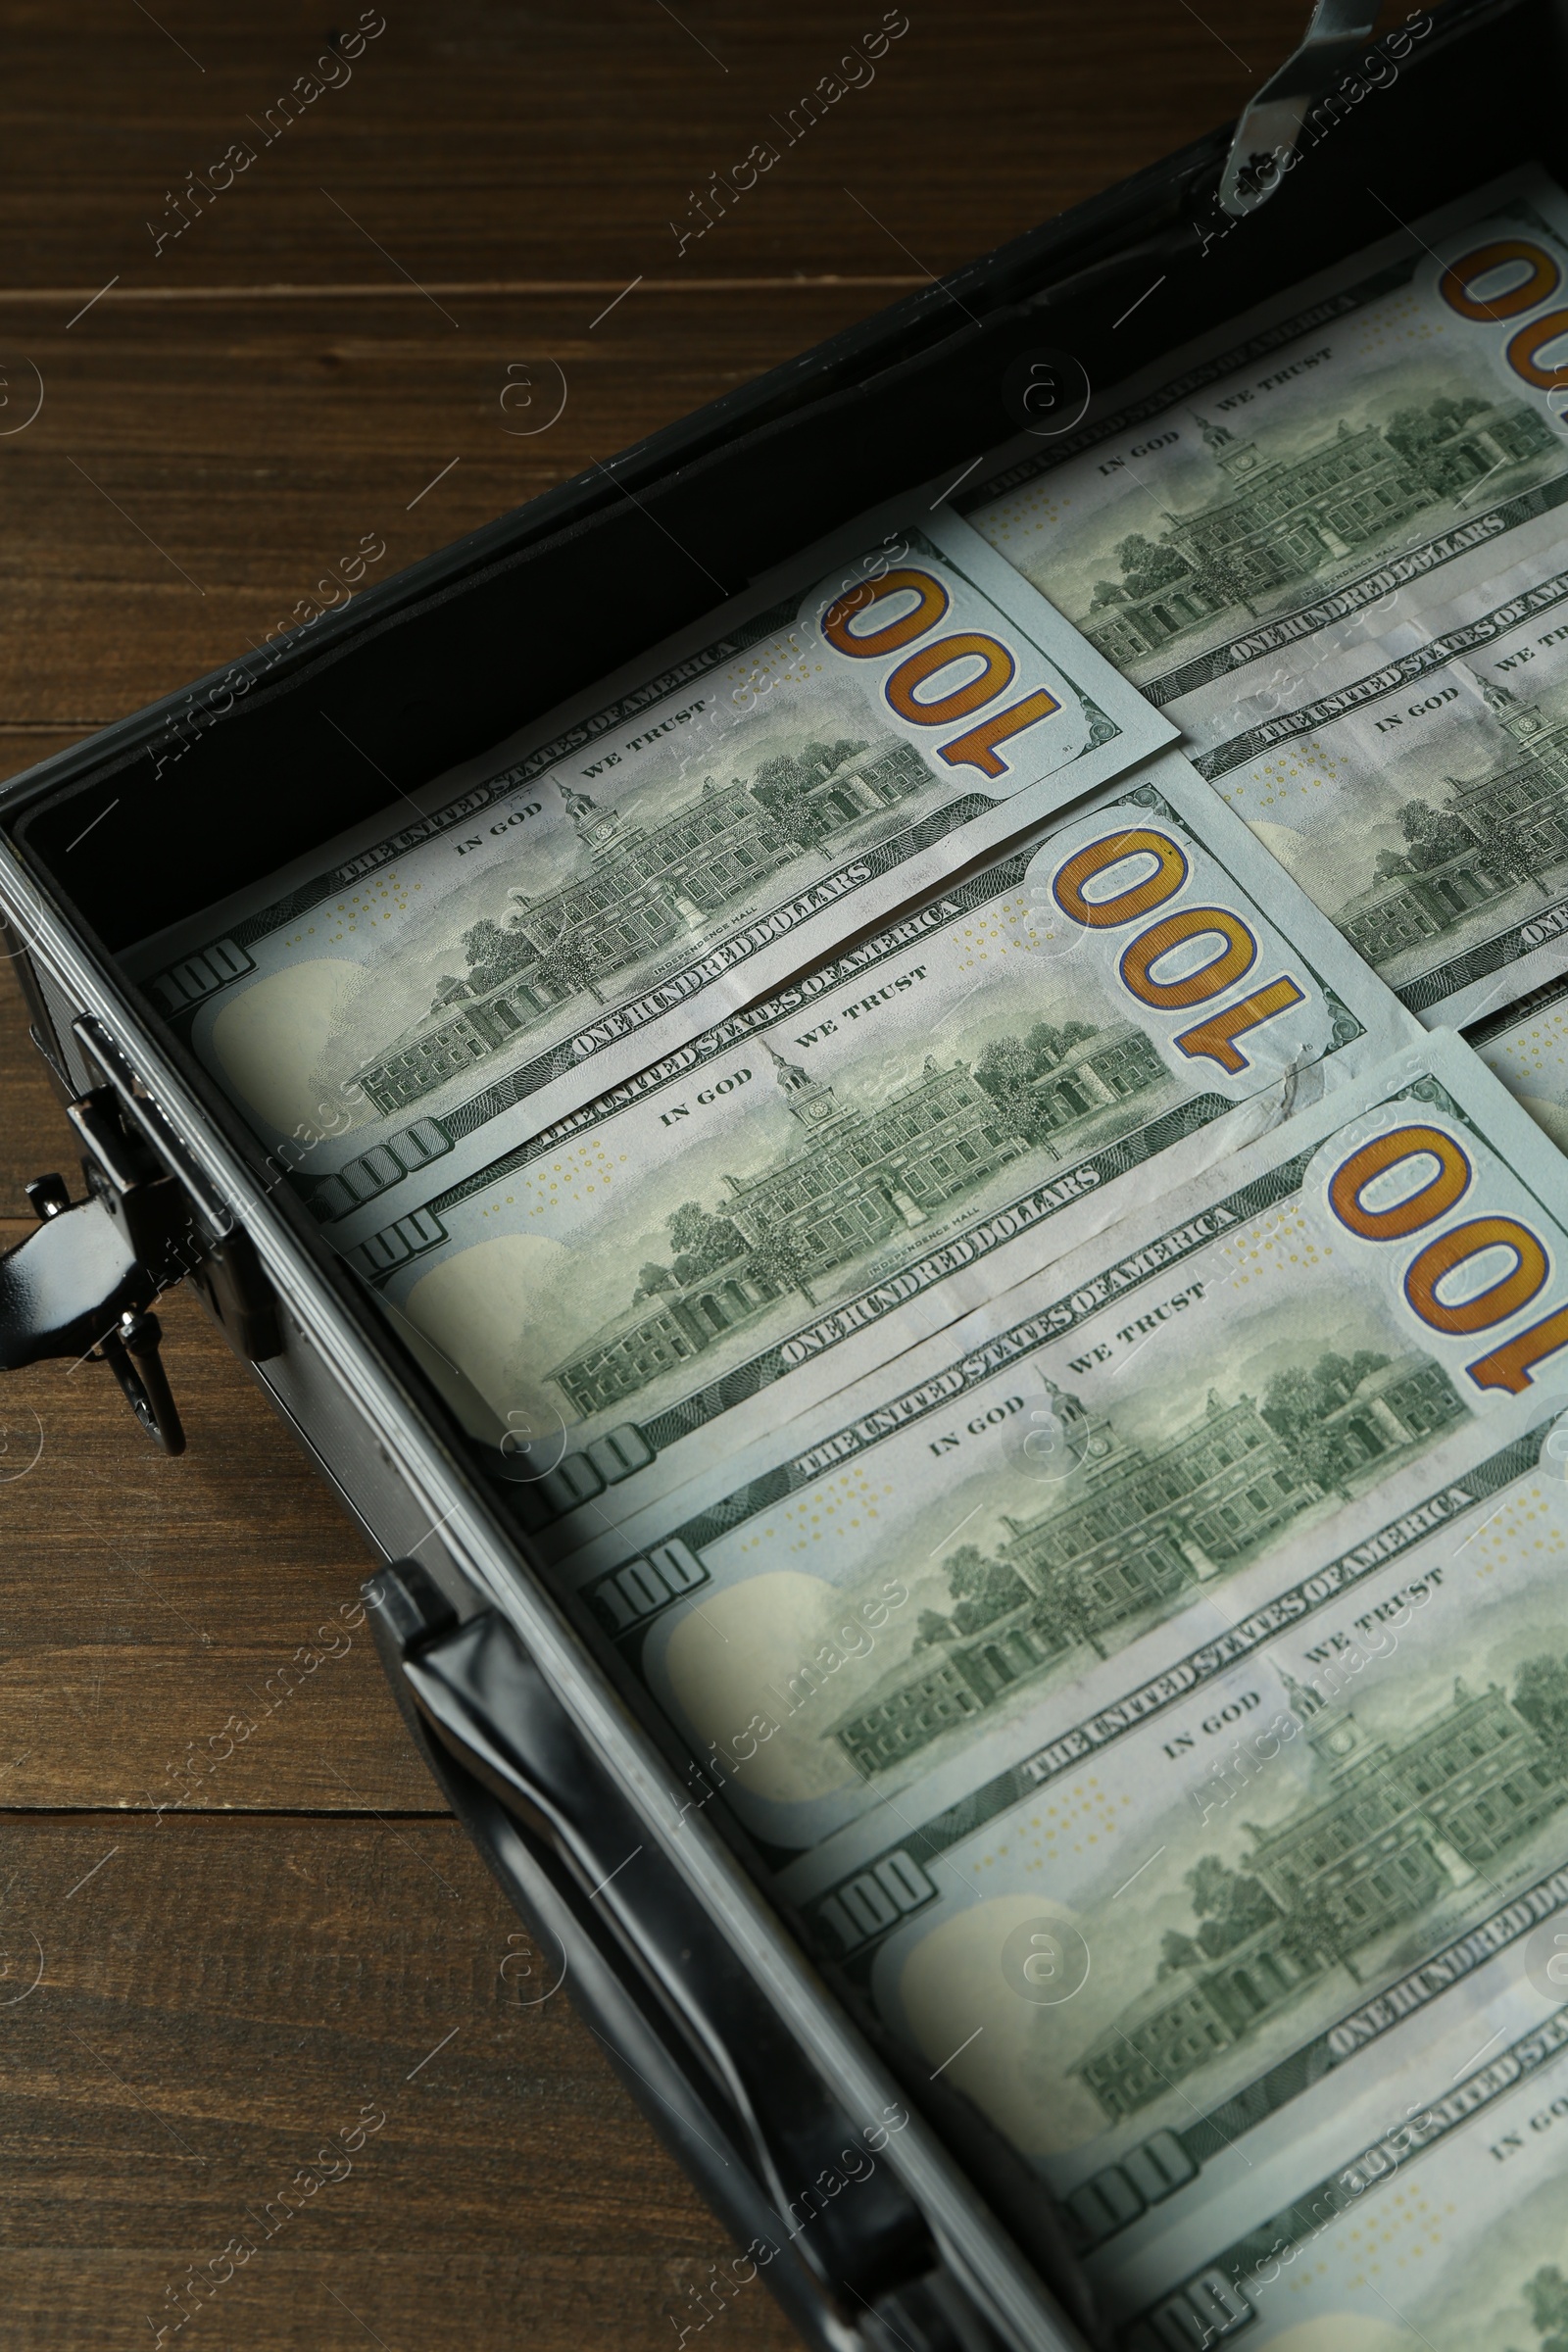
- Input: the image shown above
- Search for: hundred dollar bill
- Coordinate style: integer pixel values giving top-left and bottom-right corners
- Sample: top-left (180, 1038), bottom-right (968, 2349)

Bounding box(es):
top-left (341, 750), bottom-right (1415, 1528)
top-left (965, 165), bottom-right (1568, 1035)
top-left (1102, 1992), bottom-right (1568, 2347)
top-left (777, 1385), bottom-right (1568, 2281)
top-left (550, 1030), bottom-right (1568, 1861)
top-left (1469, 961), bottom-right (1568, 1150)
top-left (124, 501), bottom-right (1171, 1235)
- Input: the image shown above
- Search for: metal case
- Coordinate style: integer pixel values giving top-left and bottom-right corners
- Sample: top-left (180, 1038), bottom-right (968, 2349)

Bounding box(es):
top-left (4, 4), bottom-right (1562, 2341)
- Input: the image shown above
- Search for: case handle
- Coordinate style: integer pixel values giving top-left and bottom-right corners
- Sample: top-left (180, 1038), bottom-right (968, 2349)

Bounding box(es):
top-left (369, 1560), bottom-right (1011, 2350)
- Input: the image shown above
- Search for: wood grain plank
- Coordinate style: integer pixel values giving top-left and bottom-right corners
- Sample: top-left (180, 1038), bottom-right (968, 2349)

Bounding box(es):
top-left (0, 1813), bottom-right (797, 2348)
top-left (0, 1250), bottom-right (440, 1813)
top-left (0, 949), bottom-right (66, 1210)
top-left (0, 288), bottom-right (891, 725)
top-left (0, 0), bottom-right (1306, 290)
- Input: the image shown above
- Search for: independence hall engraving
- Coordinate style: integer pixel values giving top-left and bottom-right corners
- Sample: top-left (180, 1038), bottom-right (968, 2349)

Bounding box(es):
top-left (1073, 1676), bottom-right (1568, 2124)
top-left (354, 742), bottom-right (929, 1114)
top-left (1338, 683), bottom-right (1568, 968)
top-left (1084, 396), bottom-right (1557, 667)
top-left (831, 1357), bottom-right (1465, 1776)
top-left (547, 1025), bottom-right (1165, 1421)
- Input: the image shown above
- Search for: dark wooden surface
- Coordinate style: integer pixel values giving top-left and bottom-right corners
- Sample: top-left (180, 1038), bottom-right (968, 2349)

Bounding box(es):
top-left (0, 3), bottom-right (1309, 2341)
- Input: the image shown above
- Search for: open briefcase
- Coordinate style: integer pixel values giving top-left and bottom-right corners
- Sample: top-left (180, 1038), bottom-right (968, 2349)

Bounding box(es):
top-left (4, 1), bottom-right (1565, 2340)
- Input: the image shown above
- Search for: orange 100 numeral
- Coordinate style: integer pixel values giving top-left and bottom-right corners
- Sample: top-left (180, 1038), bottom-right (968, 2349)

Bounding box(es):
top-left (1326, 1121), bottom-right (1568, 1395)
top-left (1050, 825), bottom-right (1305, 1072)
top-left (820, 569), bottom-right (1060, 778)
top-left (1439, 236), bottom-right (1568, 394)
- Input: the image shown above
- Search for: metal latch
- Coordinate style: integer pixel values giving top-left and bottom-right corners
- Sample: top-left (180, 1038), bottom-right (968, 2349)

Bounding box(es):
top-left (0, 1015), bottom-right (279, 1452)
top-left (1219, 0), bottom-right (1381, 217)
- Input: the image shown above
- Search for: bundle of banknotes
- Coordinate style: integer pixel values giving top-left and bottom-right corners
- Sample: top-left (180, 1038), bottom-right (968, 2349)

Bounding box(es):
top-left (132, 166), bottom-right (1568, 2345)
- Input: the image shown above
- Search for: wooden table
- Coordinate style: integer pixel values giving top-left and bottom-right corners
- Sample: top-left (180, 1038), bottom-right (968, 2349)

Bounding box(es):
top-left (0, 5), bottom-right (1307, 2340)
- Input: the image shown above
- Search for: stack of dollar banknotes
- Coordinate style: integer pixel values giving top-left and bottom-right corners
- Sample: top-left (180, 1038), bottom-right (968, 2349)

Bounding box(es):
top-left (129, 168), bottom-right (1568, 2344)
